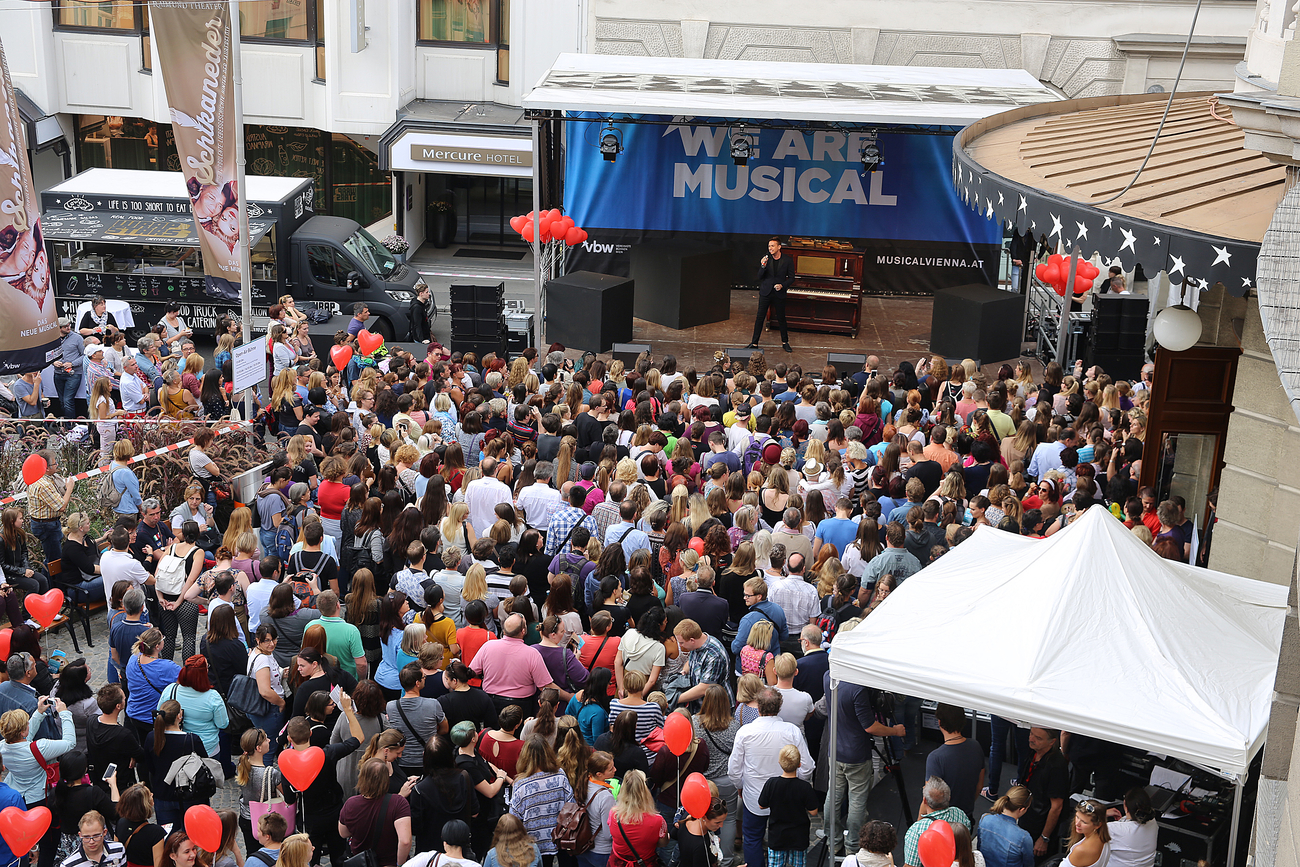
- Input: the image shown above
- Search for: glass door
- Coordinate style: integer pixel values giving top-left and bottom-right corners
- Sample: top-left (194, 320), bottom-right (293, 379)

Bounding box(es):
top-left (444, 175), bottom-right (532, 247)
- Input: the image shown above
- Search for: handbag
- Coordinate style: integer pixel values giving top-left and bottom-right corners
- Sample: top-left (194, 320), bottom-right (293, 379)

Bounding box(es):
top-left (249, 764), bottom-right (295, 836)
top-left (341, 793), bottom-right (391, 867)
top-left (229, 653), bottom-right (278, 717)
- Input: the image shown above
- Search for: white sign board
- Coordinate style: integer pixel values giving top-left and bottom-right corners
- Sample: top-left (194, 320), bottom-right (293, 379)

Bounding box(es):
top-left (231, 339), bottom-right (265, 394)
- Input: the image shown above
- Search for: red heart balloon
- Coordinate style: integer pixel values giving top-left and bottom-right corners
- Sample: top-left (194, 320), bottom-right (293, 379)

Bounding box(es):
top-left (917, 821), bottom-right (956, 867)
top-left (1049, 253), bottom-right (1065, 267)
top-left (357, 330), bottom-right (383, 358)
top-left (0, 806), bottom-right (50, 857)
top-left (329, 345), bottom-right (353, 370)
top-left (1035, 263), bottom-right (1049, 283)
top-left (509, 215), bottom-right (525, 233)
top-left (0, 629), bottom-right (13, 662)
top-left (681, 773), bottom-right (711, 819)
top-left (21, 455), bottom-right (46, 487)
top-left (566, 226), bottom-right (584, 246)
top-left (559, 216), bottom-right (575, 231)
top-left (185, 805), bottom-right (223, 853)
top-left (540, 222), bottom-right (552, 243)
top-left (279, 746), bottom-right (325, 791)
top-left (1074, 275), bottom-right (1093, 294)
top-left (24, 589), bottom-right (63, 629)
top-left (577, 229), bottom-right (588, 243)
top-left (1054, 283), bottom-right (1067, 297)
top-left (663, 712), bottom-right (693, 756)
top-left (521, 222), bottom-right (535, 243)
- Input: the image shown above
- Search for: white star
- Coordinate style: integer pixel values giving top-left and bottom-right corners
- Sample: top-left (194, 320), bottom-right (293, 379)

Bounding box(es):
top-left (1030, 221), bottom-right (1037, 230)
top-left (1212, 245), bottom-right (1232, 266)
top-left (1102, 216), bottom-right (1113, 228)
top-left (1169, 254), bottom-right (1186, 276)
top-left (1153, 236), bottom-right (1161, 246)
top-left (986, 199), bottom-right (994, 219)
top-left (1049, 213), bottom-right (1063, 239)
top-left (957, 166), bottom-right (964, 183)
top-left (1242, 276), bottom-right (1253, 289)
top-left (1075, 221), bottom-right (1089, 241)
top-left (998, 192), bottom-right (1004, 206)
top-left (1119, 228), bottom-right (1137, 253)
top-left (1018, 195), bottom-right (1027, 212)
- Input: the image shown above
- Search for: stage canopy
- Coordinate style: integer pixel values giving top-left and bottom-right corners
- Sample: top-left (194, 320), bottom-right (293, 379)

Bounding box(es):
top-left (522, 53), bottom-right (1060, 127)
top-left (828, 506), bottom-right (1287, 780)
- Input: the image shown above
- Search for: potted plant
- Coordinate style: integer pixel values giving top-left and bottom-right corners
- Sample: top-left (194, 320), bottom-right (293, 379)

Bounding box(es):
top-left (427, 200), bottom-right (456, 248)
top-left (381, 233), bottom-right (410, 263)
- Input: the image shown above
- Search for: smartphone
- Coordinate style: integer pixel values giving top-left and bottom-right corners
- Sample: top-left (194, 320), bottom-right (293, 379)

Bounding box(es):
top-left (102, 763), bottom-right (117, 782)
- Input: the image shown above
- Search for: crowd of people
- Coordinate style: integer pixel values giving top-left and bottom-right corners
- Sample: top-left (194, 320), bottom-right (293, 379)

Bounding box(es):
top-left (0, 332), bottom-right (1184, 867)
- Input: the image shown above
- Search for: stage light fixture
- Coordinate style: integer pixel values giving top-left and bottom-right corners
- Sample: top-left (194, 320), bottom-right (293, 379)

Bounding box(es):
top-left (860, 131), bottom-right (882, 174)
top-left (599, 123), bottom-right (623, 163)
top-left (730, 125), bottom-right (753, 166)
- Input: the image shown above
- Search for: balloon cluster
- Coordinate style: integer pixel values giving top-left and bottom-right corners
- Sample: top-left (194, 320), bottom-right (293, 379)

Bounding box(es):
top-left (510, 210), bottom-right (589, 246)
top-left (1035, 254), bottom-right (1101, 297)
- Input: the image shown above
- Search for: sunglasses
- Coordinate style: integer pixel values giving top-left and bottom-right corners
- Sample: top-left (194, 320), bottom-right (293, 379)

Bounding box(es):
top-left (1078, 802), bottom-right (1099, 815)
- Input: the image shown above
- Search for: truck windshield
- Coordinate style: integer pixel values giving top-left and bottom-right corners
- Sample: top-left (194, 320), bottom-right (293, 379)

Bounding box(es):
top-left (343, 227), bottom-right (397, 279)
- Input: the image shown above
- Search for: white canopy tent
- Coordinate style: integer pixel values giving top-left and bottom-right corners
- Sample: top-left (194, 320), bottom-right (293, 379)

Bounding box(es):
top-left (825, 506), bottom-right (1287, 862)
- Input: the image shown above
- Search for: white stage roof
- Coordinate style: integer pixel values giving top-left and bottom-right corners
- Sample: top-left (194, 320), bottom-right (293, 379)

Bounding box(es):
top-left (522, 54), bottom-right (1060, 126)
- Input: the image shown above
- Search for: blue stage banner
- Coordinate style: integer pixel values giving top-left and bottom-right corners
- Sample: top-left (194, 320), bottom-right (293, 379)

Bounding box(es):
top-left (563, 120), bottom-right (1001, 294)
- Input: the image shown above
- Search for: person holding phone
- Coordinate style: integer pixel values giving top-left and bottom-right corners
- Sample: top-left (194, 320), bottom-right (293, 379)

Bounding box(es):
top-left (0, 694), bottom-right (76, 867)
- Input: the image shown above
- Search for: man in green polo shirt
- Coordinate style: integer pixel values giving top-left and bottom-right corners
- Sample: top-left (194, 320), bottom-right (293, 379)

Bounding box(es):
top-left (315, 590), bottom-right (367, 679)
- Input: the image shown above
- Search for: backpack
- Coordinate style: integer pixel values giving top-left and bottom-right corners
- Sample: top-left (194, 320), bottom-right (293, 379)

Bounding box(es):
top-left (817, 600), bottom-right (855, 645)
top-left (742, 436), bottom-right (765, 476)
top-left (553, 551), bottom-right (585, 589)
top-left (172, 755), bottom-right (219, 801)
top-left (552, 790), bottom-right (597, 855)
top-left (155, 545), bottom-right (190, 596)
top-left (98, 468), bottom-right (126, 511)
top-left (287, 550), bottom-right (328, 607)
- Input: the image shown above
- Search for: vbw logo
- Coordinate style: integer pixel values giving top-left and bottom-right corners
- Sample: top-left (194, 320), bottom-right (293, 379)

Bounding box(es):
top-left (581, 240), bottom-right (616, 253)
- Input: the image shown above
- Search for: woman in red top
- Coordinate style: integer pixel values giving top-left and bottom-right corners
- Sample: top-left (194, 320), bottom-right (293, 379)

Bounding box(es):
top-left (477, 704), bottom-right (525, 779)
top-left (317, 456), bottom-right (351, 547)
top-left (457, 599), bottom-right (496, 686)
top-left (578, 611), bottom-right (621, 694)
top-left (441, 442), bottom-right (467, 494)
top-left (608, 770), bottom-right (668, 867)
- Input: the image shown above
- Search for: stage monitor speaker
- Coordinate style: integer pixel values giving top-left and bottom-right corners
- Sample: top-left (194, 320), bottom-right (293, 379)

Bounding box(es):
top-left (450, 283), bottom-right (504, 303)
top-left (827, 352), bottom-right (868, 373)
top-left (611, 343), bottom-right (651, 367)
top-left (630, 241), bottom-right (731, 329)
top-left (930, 284), bottom-right (1023, 363)
top-left (725, 347), bottom-right (756, 362)
top-left (1086, 295), bottom-right (1148, 381)
top-left (546, 271), bottom-right (635, 352)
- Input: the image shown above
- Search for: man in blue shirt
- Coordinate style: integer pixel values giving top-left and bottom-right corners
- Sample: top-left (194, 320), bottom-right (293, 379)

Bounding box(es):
top-left (346, 302), bottom-right (369, 336)
top-left (12, 372), bottom-right (42, 418)
top-left (603, 500), bottom-right (649, 562)
top-left (814, 499), bottom-right (859, 556)
top-left (730, 577), bottom-right (787, 673)
top-left (52, 317), bottom-right (84, 418)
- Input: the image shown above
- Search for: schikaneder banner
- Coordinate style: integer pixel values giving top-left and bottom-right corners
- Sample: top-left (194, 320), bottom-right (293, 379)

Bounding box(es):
top-left (564, 120), bottom-right (1001, 295)
top-left (0, 38), bottom-right (60, 374)
top-left (150, 0), bottom-right (245, 304)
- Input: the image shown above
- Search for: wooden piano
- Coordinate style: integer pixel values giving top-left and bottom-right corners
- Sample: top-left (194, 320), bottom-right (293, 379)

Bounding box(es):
top-left (766, 239), bottom-right (864, 337)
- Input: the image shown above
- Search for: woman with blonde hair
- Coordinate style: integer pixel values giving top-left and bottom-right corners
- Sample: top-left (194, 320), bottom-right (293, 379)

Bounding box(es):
top-left (269, 368), bottom-right (302, 432)
top-left (740, 619), bottom-right (776, 684)
top-left (484, 814), bottom-right (538, 867)
top-left (668, 487), bottom-right (691, 526)
top-left (90, 376), bottom-right (119, 462)
top-left (274, 834), bottom-right (315, 867)
top-left (221, 507), bottom-right (253, 558)
top-left (555, 436), bottom-right (578, 486)
top-left (462, 563), bottom-right (500, 634)
top-left (441, 502), bottom-right (476, 552)
top-left (609, 769), bottom-right (668, 867)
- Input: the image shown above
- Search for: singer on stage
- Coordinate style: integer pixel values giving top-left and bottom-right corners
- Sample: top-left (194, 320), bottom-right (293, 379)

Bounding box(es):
top-left (748, 237), bottom-right (794, 353)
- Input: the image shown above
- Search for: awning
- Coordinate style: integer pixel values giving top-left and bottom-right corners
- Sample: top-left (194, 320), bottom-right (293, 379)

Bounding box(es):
top-left (523, 53), bottom-right (1060, 127)
top-left (953, 90), bottom-right (1286, 295)
top-left (16, 88), bottom-right (64, 151)
top-left (40, 209), bottom-right (274, 247)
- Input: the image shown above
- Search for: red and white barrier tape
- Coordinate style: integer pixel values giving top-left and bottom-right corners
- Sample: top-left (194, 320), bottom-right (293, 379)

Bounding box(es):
top-left (0, 419), bottom-right (254, 506)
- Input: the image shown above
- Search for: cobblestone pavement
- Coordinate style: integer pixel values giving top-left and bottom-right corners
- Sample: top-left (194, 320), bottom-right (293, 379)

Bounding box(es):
top-left (42, 611), bottom-right (242, 815)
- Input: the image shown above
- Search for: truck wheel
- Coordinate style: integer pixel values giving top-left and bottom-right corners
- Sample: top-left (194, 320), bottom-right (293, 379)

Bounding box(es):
top-left (370, 317), bottom-right (394, 343)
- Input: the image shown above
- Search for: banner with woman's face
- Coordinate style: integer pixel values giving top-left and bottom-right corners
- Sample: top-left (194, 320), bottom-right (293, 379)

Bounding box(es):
top-left (0, 38), bottom-right (60, 374)
top-left (150, 0), bottom-right (245, 304)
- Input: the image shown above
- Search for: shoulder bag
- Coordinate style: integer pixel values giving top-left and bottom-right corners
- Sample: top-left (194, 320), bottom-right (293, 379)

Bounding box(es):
top-left (341, 794), bottom-right (391, 867)
top-left (615, 819), bottom-right (658, 867)
top-left (394, 697), bottom-right (432, 748)
top-left (249, 764), bottom-right (296, 836)
top-left (553, 788), bottom-right (598, 854)
top-left (229, 653), bottom-right (278, 718)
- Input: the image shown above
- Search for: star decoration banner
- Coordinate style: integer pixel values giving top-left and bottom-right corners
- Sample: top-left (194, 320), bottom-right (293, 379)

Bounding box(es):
top-left (951, 144), bottom-right (1257, 296)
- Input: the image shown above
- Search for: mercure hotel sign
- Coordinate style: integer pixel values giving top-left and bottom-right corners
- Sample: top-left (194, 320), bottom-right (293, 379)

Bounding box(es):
top-left (410, 145), bottom-right (532, 167)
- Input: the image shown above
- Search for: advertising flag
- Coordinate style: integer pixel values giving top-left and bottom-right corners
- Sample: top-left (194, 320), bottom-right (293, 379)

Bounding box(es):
top-left (150, 0), bottom-right (245, 304)
top-left (0, 38), bottom-right (60, 373)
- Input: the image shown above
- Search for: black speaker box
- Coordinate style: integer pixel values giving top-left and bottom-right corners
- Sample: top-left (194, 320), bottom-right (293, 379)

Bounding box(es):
top-left (450, 283), bottom-right (504, 303)
top-left (929, 284), bottom-right (1023, 363)
top-left (1086, 295), bottom-right (1148, 381)
top-left (611, 343), bottom-right (651, 367)
top-left (630, 241), bottom-right (731, 329)
top-left (545, 271), bottom-right (635, 352)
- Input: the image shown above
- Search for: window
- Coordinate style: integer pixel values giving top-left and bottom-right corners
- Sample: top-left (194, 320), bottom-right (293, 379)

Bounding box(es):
top-left (54, 0), bottom-right (135, 30)
top-left (306, 245), bottom-right (347, 286)
top-left (239, 0), bottom-right (310, 40)
top-left (495, 0), bottom-right (508, 84)
top-left (418, 0), bottom-right (499, 44)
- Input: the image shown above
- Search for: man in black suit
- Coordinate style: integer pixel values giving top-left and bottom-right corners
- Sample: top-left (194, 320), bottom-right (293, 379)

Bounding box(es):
top-left (748, 237), bottom-right (795, 352)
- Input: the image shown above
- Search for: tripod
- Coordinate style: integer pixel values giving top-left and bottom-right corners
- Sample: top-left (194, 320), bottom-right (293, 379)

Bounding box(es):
top-left (871, 733), bottom-right (913, 822)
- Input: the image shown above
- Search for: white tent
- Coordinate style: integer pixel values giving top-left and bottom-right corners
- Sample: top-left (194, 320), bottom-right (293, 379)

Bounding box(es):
top-left (829, 506), bottom-right (1287, 780)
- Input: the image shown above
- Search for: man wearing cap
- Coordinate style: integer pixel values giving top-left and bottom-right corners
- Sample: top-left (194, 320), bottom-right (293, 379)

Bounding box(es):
top-left (85, 344), bottom-right (117, 390)
top-left (544, 485), bottom-right (597, 557)
top-left (53, 317), bottom-right (84, 418)
top-left (725, 403), bottom-right (755, 453)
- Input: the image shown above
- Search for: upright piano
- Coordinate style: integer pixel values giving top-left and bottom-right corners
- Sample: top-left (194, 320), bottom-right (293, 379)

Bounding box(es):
top-left (766, 239), bottom-right (864, 337)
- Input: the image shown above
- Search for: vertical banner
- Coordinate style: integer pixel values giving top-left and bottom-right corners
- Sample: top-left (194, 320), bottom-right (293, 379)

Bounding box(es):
top-left (0, 38), bottom-right (59, 373)
top-left (150, 0), bottom-right (244, 304)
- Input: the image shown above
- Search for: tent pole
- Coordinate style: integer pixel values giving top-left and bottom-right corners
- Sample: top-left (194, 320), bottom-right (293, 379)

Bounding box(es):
top-left (828, 678), bottom-right (839, 862)
top-left (1228, 779), bottom-right (1243, 867)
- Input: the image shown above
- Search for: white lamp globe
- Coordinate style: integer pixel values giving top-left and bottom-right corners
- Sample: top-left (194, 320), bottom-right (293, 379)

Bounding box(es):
top-left (1153, 304), bottom-right (1202, 352)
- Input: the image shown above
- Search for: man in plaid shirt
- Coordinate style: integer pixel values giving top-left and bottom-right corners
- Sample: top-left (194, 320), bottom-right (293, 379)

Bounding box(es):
top-left (673, 618), bottom-right (732, 708)
top-left (25, 450), bottom-right (75, 563)
top-left (544, 485), bottom-right (597, 557)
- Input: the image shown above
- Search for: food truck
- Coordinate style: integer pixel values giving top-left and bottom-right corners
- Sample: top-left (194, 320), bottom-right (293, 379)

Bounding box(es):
top-left (41, 168), bottom-right (423, 339)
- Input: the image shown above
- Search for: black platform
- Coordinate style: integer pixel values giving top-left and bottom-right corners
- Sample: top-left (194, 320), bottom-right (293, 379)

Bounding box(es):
top-left (929, 284), bottom-right (1023, 364)
top-left (546, 271), bottom-right (635, 352)
top-left (630, 240), bottom-right (731, 329)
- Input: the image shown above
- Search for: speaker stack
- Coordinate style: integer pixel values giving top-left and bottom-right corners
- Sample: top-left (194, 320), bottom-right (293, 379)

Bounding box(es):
top-left (450, 283), bottom-right (506, 358)
top-left (1087, 295), bottom-right (1148, 381)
